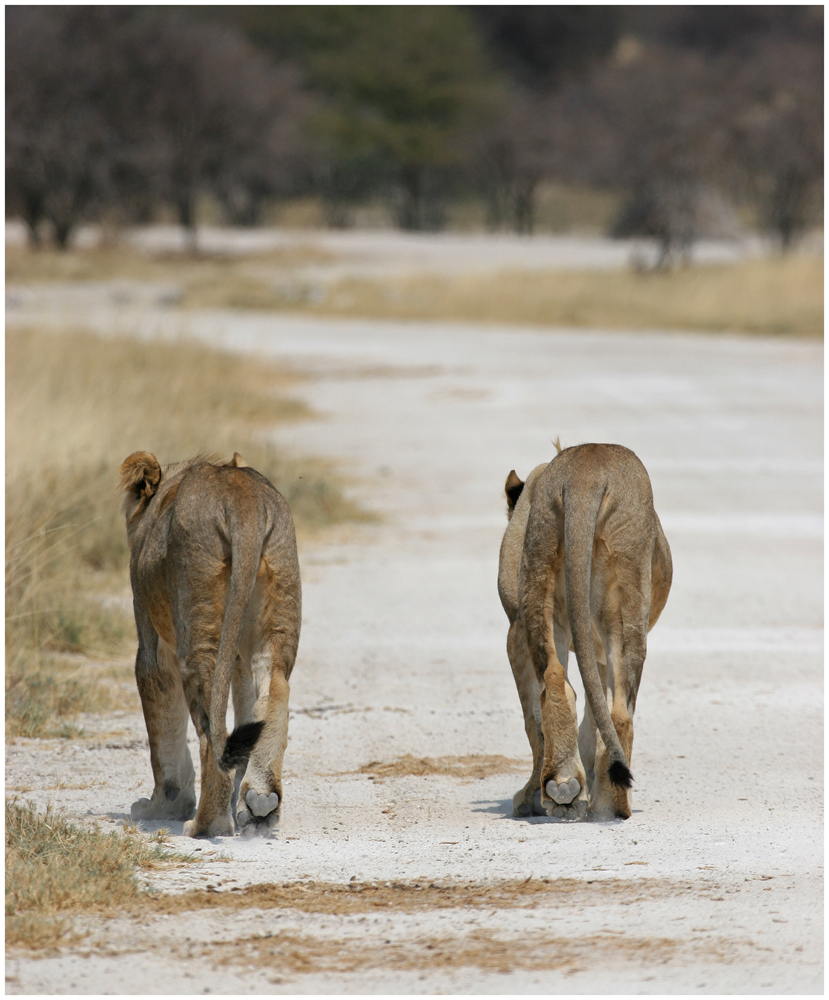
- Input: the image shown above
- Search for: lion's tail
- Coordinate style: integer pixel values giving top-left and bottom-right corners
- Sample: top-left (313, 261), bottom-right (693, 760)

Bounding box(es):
top-left (209, 522), bottom-right (264, 772)
top-left (563, 483), bottom-right (632, 790)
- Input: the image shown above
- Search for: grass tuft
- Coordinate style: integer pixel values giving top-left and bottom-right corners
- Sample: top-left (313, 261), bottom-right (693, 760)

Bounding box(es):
top-left (5, 800), bottom-right (182, 949)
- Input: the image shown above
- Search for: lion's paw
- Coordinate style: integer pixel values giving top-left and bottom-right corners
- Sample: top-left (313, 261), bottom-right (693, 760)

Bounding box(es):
top-left (236, 789), bottom-right (280, 836)
top-left (182, 814), bottom-right (234, 839)
top-left (131, 792), bottom-right (196, 823)
top-left (545, 777), bottom-right (581, 805)
top-left (131, 797), bottom-right (155, 820)
top-left (514, 786), bottom-right (547, 817)
top-left (246, 789), bottom-right (280, 818)
top-left (239, 815), bottom-right (279, 837)
top-left (549, 798), bottom-right (588, 821)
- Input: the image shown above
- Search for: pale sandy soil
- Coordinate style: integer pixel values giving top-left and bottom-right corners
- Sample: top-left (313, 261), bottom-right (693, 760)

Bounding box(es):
top-left (5, 219), bottom-right (777, 277)
top-left (5, 284), bottom-right (823, 993)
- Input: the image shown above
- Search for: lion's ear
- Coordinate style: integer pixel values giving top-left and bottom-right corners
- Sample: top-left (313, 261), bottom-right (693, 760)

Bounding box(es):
top-left (229, 452), bottom-right (248, 468)
top-left (505, 469), bottom-right (524, 518)
top-left (120, 451), bottom-right (162, 502)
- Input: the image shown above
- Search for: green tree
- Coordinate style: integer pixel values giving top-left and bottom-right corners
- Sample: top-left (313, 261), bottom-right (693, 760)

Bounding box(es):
top-left (213, 6), bottom-right (492, 229)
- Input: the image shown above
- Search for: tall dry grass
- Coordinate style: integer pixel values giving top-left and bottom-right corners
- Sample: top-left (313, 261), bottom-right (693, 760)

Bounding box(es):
top-left (319, 254), bottom-right (823, 337)
top-left (6, 326), bottom-right (365, 737)
top-left (4, 241), bottom-right (334, 285)
top-left (8, 242), bottom-right (822, 336)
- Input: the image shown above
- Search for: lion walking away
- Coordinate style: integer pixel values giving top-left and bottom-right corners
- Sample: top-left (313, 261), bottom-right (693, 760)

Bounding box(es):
top-left (498, 443), bottom-right (672, 820)
top-left (120, 451), bottom-right (301, 838)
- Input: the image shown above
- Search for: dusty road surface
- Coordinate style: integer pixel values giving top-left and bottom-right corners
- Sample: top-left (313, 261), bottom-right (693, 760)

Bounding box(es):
top-left (6, 290), bottom-right (823, 993)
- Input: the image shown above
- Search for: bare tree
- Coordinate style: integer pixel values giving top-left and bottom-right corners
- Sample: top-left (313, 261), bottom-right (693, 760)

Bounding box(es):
top-left (6, 9), bottom-right (311, 249)
top-left (577, 45), bottom-right (735, 267)
top-left (475, 85), bottom-right (586, 234)
top-left (565, 18), bottom-right (822, 259)
top-left (117, 15), bottom-right (308, 249)
top-left (725, 39), bottom-right (823, 249)
top-left (205, 63), bottom-right (312, 228)
top-left (5, 7), bottom-right (125, 247)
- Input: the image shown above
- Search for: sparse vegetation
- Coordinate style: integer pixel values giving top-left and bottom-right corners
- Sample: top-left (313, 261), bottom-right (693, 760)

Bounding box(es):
top-left (5, 800), bottom-right (182, 948)
top-left (318, 254), bottom-right (823, 337)
top-left (5, 325), bottom-right (366, 738)
top-left (4, 242), bottom-right (334, 285)
top-left (7, 244), bottom-right (822, 337)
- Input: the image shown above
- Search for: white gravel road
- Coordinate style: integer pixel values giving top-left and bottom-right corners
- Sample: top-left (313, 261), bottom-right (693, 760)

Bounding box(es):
top-left (5, 291), bottom-right (823, 993)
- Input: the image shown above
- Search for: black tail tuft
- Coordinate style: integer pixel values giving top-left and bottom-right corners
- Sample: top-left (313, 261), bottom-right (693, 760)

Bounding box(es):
top-left (220, 721), bottom-right (265, 771)
top-left (608, 759), bottom-right (633, 789)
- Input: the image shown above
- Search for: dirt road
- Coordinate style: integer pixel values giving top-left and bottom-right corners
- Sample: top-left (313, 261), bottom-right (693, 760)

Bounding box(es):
top-left (6, 294), bottom-right (823, 993)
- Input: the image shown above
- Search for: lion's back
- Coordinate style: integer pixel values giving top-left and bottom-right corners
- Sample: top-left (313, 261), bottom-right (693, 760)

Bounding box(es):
top-left (169, 463), bottom-right (290, 531)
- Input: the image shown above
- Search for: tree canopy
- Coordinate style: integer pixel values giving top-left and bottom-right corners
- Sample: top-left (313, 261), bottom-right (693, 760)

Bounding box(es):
top-left (6, 5), bottom-right (823, 248)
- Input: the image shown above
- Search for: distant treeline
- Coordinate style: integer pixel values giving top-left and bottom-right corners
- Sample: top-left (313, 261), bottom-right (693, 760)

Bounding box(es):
top-left (6, 6), bottom-right (823, 257)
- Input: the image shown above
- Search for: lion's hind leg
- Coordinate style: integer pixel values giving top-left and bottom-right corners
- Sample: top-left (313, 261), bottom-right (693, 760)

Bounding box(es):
top-left (507, 621), bottom-right (546, 816)
top-left (236, 657), bottom-right (289, 835)
top-left (537, 620), bottom-right (589, 820)
top-left (230, 650), bottom-right (282, 836)
top-left (178, 633), bottom-right (236, 838)
top-left (236, 564), bottom-right (300, 835)
top-left (229, 655), bottom-right (252, 820)
top-left (577, 644), bottom-right (608, 792)
top-left (590, 624), bottom-right (645, 820)
top-left (181, 674), bottom-right (236, 839)
top-left (235, 581), bottom-right (297, 836)
top-left (131, 636), bottom-right (196, 824)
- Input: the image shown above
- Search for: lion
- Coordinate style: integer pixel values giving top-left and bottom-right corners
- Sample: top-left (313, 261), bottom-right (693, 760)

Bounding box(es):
top-left (498, 442), bottom-right (672, 820)
top-left (119, 450), bottom-right (301, 838)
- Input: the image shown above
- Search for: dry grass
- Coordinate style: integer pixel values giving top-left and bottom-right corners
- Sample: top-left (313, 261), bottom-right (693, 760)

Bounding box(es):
top-left (353, 754), bottom-right (527, 782)
top-left (5, 656), bottom-right (140, 738)
top-left (7, 860), bottom-right (733, 975)
top-left (6, 326), bottom-right (367, 737)
top-left (208, 928), bottom-right (693, 977)
top-left (152, 875), bottom-right (731, 980)
top-left (136, 874), bottom-right (683, 918)
top-left (5, 242), bottom-right (334, 286)
top-left (447, 182), bottom-right (621, 234)
top-left (318, 254), bottom-right (823, 337)
top-left (8, 242), bottom-right (822, 337)
top-left (5, 242), bottom-right (325, 311)
top-left (155, 875), bottom-right (727, 978)
top-left (5, 800), bottom-right (183, 949)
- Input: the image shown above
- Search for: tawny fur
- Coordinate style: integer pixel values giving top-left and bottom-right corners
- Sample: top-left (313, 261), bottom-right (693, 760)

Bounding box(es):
top-left (120, 451), bottom-right (301, 838)
top-left (498, 443), bottom-right (672, 820)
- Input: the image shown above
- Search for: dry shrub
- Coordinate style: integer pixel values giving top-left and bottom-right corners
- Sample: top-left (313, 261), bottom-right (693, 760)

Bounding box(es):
top-left (5, 326), bottom-right (365, 736)
top-left (5, 800), bottom-right (180, 949)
